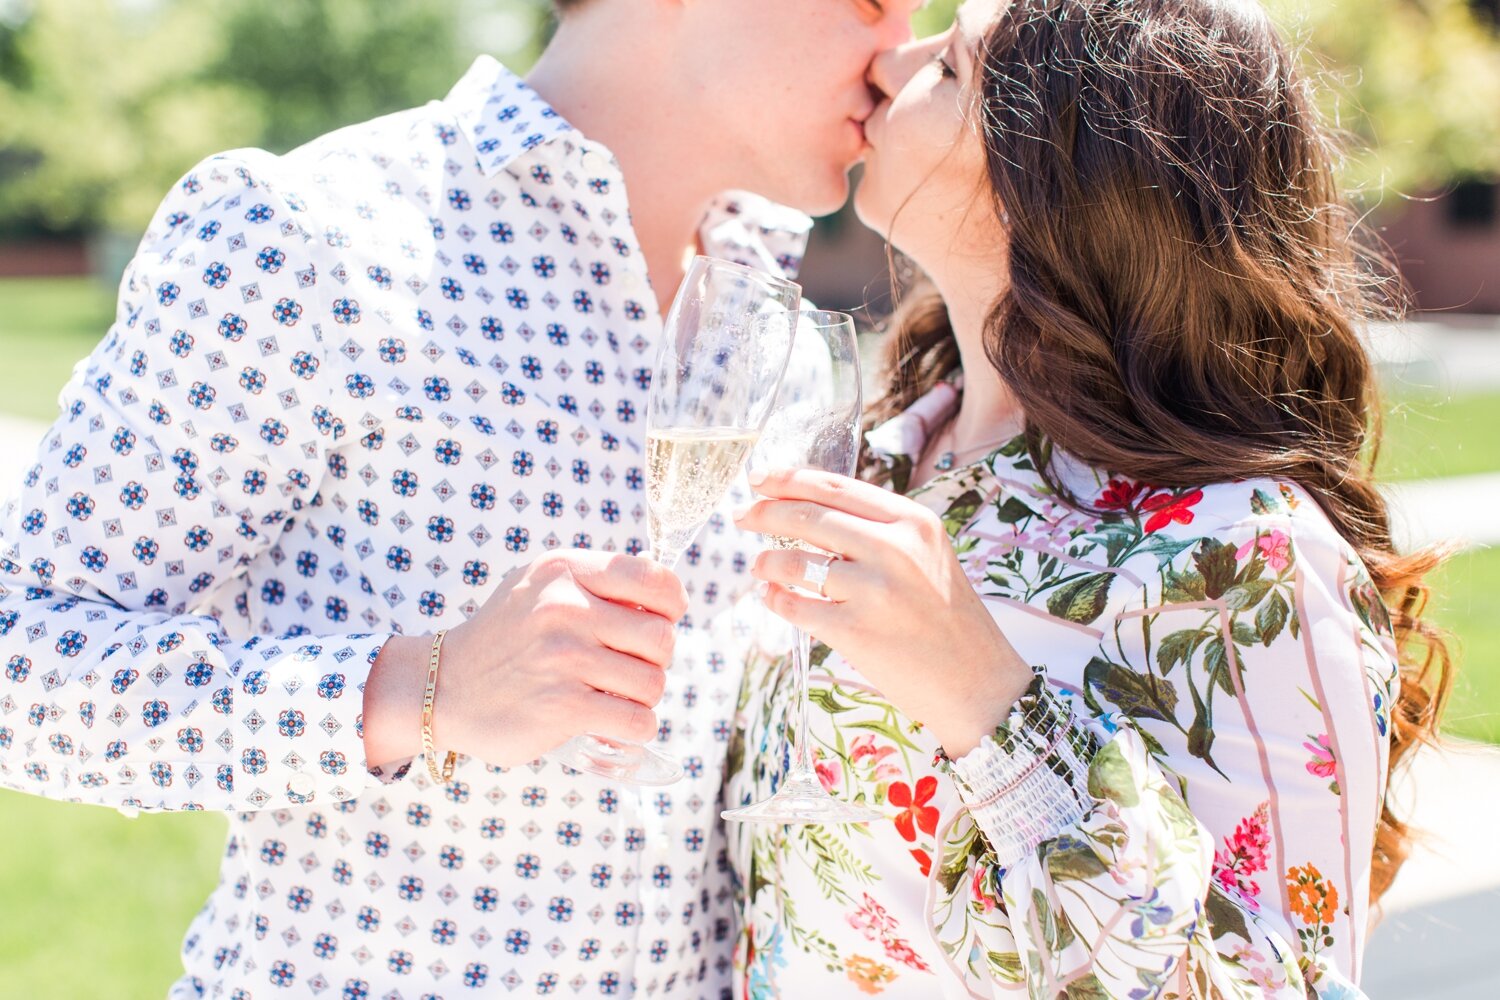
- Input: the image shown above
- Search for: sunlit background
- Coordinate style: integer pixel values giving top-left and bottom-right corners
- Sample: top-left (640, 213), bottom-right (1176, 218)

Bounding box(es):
top-left (1, 1), bottom-right (1498, 996)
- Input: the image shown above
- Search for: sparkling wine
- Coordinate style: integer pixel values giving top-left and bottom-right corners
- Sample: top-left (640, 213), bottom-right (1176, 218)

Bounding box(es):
top-left (646, 427), bottom-right (759, 560)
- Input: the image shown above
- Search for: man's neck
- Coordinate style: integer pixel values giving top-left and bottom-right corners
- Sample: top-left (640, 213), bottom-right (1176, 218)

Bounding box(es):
top-left (525, 22), bottom-right (722, 316)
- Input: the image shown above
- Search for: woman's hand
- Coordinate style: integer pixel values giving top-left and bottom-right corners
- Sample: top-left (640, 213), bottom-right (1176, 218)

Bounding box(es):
top-left (735, 467), bottom-right (1034, 756)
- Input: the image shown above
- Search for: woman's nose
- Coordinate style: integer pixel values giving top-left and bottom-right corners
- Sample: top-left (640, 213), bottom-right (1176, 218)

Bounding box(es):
top-left (867, 39), bottom-right (931, 102)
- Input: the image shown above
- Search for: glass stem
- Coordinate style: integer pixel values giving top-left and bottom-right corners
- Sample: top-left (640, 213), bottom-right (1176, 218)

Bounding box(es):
top-left (787, 625), bottom-right (816, 782)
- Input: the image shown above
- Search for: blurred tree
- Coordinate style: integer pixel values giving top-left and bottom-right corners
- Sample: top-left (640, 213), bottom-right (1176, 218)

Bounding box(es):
top-left (910, 0), bottom-right (1500, 197)
top-left (0, 0), bottom-right (260, 234)
top-left (0, 0), bottom-right (552, 237)
top-left (1, 0), bottom-right (1495, 238)
top-left (1265, 0), bottom-right (1500, 196)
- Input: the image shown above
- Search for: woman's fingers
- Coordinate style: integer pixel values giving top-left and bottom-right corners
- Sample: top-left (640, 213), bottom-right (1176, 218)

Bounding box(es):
top-left (749, 467), bottom-right (902, 522)
top-left (761, 582), bottom-right (842, 638)
top-left (734, 499), bottom-right (874, 556)
top-left (752, 547), bottom-right (860, 603)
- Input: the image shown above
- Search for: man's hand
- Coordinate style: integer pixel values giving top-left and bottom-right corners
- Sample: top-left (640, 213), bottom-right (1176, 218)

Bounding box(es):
top-left (363, 551), bottom-right (688, 771)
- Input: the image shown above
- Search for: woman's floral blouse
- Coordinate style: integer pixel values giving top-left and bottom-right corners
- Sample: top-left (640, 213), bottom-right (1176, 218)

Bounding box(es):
top-left (726, 381), bottom-right (1396, 998)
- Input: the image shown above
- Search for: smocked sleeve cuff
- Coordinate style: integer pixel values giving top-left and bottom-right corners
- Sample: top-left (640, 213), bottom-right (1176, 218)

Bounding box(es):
top-left (935, 671), bottom-right (1100, 871)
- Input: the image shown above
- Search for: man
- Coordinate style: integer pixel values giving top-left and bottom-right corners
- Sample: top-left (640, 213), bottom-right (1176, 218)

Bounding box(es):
top-left (0, 0), bottom-right (916, 996)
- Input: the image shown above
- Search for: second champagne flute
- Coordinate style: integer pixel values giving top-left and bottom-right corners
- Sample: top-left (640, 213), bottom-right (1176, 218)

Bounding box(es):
top-left (723, 310), bottom-right (884, 824)
top-left (553, 256), bottom-right (801, 785)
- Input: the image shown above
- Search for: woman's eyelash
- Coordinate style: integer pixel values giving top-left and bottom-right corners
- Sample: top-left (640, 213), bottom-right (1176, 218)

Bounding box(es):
top-left (933, 54), bottom-right (957, 79)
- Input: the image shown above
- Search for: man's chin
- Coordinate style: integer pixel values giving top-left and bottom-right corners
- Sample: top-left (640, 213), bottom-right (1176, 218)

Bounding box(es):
top-left (778, 168), bottom-right (855, 219)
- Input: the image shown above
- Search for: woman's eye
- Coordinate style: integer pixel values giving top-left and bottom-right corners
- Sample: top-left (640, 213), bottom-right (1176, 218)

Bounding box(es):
top-left (932, 55), bottom-right (957, 79)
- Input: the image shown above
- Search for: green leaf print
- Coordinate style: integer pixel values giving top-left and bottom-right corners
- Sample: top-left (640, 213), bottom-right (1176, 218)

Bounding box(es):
top-left (1249, 487), bottom-right (1287, 516)
top-left (1205, 885), bottom-right (1251, 944)
top-left (1084, 656), bottom-right (1179, 723)
top-left (1062, 973), bottom-right (1113, 1000)
top-left (1203, 636), bottom-right (1236, 696)
top-left (986, 950), bottom-right (1024, 981)
top-left (993, 494), bottom-right (1036, 525)
top-left (1193, 537), bottom-right (1239, 600)
top-left (1257, 589), bottom-right (1290, 646)
top-left (1223, 577), bottom-right (1273, 611)
top-left (1155, 628), bottom-right (1207, 676)
top-left (1044, 838), bottom-right (1110, 882)
top-left (1137, 531), bottom-right (1199, 567)
top-left (1046, 572), bottom-right (1115, 625)
top-left (943, 488), bottom-right (986, 537)
top-left (1033, 888), bottom-right (1078, 953)
top-left (1086, 739), bottom-right (1141, 808)
top-left (1163, 566), bottom-right (1207, 603)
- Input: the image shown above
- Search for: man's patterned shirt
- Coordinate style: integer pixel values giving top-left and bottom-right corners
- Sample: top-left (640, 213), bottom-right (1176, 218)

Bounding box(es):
top-left (0, 56), bottom-right (811, 1000)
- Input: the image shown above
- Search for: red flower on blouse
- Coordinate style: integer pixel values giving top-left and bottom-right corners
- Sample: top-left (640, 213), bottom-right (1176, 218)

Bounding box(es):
top-left (1140, 489), bottom-right (1205, 533)
top-left (1097, 477), bottom-right (1148, 511)
top-left (889, 776), bottom-right (940, 842)
top-left (910, 848), bottom-right (932, 878)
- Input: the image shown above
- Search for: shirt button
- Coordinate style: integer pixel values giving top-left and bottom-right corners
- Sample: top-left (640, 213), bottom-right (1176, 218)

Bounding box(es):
top-left (288, 772), bottom-right (315, 797)
top-left (620, 271), bottom-right (646, 296)
top-left (581, 150), bottom-right (612, 175)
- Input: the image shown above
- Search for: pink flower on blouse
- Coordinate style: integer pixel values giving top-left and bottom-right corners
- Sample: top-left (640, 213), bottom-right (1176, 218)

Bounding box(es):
top-left (815, 756), bottom-right (842, 793)
top-left (1304, 734), bottom-right (1337, 779)
top-left (849, 734), bottom-right (901, 782)
top-left (971, 864), bottom-right (999, 913)
top-left (1212, 802), bottom-right (1272, 907)
top-left (845, 893), bottom-right (933, 973)
top-left (1236, 530), bottom-right (1292, 572)
top-left (847, 893), bottom-right (898, 940)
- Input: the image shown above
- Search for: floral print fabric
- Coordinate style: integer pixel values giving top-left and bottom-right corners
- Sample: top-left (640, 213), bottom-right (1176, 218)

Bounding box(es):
top-left (727, 380), bottom-right (1396, 997)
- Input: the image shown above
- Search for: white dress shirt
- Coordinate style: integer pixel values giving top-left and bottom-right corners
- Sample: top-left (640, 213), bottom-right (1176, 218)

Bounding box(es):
top-left (0, 56), bottom-right (810, 999)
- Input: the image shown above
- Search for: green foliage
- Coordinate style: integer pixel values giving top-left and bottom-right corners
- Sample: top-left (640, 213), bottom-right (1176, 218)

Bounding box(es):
top-left (909, 0), bottom-right (1500, 197)
top-left (0, 0), bottom-right (551, 236)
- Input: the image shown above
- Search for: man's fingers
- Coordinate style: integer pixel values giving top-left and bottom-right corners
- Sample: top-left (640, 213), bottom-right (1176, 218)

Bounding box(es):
top-left (586, 595), bottom-right (676, 666)
top-left (579, 650), bottom-right (668, 708)
top-left (561, 552), bottom-right (688, 621)
top-left (577, 691), bottom-right (660, 746)
top-left (749, 468), bottom-right (901, 522)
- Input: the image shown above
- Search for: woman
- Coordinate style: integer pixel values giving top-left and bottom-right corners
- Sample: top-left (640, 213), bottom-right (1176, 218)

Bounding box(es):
top-left (725, 0), bottom-right (1451, 995)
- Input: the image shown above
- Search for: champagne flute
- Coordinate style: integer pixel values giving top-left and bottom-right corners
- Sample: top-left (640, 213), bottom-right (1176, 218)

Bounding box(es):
top-left (554, 256), bottom-right (801, 786)
top-left (723, 310), bottom-right (884, 824)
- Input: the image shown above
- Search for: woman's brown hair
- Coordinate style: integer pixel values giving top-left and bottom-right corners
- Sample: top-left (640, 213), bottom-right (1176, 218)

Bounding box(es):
top-left (868, 0), bottom-right (1452, 905)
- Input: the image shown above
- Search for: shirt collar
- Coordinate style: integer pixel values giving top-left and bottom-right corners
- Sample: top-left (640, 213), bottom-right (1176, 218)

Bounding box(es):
top-left (445, 56), bottom-right (814, 280)
top-left (447, 55), bottom-right (578, 176)
top-left (863, 380), bottom-right (1106, 513)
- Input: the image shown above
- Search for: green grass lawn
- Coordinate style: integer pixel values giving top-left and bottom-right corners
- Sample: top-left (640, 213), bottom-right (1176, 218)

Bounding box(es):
top-left (0, 795), bottom-right (225, 998)
top-left (1428, 545), bottom-right (1500, 744)
top-left (1378, 391), bottom-right (1500, 483)
top-left (0, 277), bottom-right (117, 422)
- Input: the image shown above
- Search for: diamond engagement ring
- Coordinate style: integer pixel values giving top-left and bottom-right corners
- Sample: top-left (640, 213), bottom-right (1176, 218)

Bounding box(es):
top-left (802, 554), bottom-right (835, 599)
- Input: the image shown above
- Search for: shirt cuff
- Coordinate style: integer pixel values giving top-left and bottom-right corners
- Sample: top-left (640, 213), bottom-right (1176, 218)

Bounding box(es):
top-left (935, 670), bottom-right (1099, 871)
top-left (241, 632), bottom-right (393, 809)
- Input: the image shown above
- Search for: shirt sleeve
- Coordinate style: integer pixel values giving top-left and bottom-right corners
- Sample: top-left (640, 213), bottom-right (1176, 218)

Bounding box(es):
top-left (939, 510), bottom-right (1386, 997)
top-left (0, 151), bottom-right (392, 814)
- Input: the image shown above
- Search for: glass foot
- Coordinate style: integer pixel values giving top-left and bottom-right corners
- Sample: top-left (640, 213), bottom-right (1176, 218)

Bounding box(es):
top-left (722, 772), bottom-right (884, 825)
top-left (554, 735), bottom-right (683, 786)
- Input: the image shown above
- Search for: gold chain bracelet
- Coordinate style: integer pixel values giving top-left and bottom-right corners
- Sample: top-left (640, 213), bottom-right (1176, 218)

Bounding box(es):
top-left (421, 629), bottom-right (457, 784)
